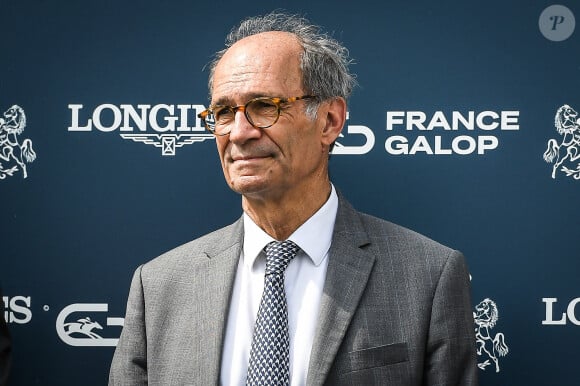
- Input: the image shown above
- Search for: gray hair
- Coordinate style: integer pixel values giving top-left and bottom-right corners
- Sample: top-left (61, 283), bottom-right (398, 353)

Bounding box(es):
top-left (206, 12), bottom-right (357, 116)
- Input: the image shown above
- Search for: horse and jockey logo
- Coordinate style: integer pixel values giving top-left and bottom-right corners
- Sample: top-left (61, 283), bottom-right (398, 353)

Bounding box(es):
top-left (543, 104), bottom-right (580, 179)
top-left (473, 298), bottom-right (509, 372)
top-left (0, 105), bottom-right (36, 179)
top-left (63, 317), bottom-right (104, 340)
top-left (56, 303), bottom-right (124, 346)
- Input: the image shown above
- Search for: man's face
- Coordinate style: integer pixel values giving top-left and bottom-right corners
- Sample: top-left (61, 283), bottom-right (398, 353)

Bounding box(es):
top-left (211, 32), bottom-right (331, 202)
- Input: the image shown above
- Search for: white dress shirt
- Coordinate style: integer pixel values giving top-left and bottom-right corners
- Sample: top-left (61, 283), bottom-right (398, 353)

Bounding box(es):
top-left (220, 185), bottom-right (338, 386)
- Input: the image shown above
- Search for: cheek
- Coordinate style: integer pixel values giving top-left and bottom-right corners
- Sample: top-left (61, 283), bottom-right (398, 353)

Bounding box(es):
top-left (215, 138), bottom-right (228, 160)
top-left (215, 139), bottom-right (231, 176)
top-left (283, 134), bottom-right (321, 174)
top-left (294, 126), bottom-right (323, 155)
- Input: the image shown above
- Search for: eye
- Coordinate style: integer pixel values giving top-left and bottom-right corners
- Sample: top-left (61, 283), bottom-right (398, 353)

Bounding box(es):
top-left (213, 106), bottom-right (234, 123)
top-left (248, 99), bottom-right (278, 116)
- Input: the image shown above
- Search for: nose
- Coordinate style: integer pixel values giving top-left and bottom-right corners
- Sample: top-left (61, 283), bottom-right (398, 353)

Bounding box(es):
top-left (228, 109), bottom-right (262, 144)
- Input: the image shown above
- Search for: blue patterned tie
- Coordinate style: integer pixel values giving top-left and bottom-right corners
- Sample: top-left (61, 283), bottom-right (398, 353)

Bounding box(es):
top-left (246, 240), bottom-right (300, 385)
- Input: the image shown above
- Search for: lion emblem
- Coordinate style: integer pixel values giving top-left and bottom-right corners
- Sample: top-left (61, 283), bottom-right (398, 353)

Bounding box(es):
top-left (543, 104), bottom-right (580, 179)
top-left (473, 298), bottom-right (509, 372)
top-left (0, 105), bottom-right (36, 179)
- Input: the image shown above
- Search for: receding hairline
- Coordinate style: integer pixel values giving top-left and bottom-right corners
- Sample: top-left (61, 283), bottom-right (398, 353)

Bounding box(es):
top-left (211, 31), bottom-right (306, 94)
top-left (206, 12), bottom-right (357, 102)
top-left (217, 30), bottom-right (304, 64)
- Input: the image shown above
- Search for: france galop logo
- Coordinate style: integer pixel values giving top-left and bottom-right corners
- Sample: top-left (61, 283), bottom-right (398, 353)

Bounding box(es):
top-left (543, 104), bottom-right (580, 179)
top-left (0, 105), bottom-right (36, 179)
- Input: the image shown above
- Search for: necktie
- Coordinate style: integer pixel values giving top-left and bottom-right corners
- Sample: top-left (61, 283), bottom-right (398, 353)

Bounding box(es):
top-left (246, 240), bottom-right (300, 385)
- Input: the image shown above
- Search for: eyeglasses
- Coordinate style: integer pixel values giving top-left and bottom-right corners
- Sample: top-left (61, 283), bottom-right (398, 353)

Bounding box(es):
top-left (197, 95), bottom-right (317, 136)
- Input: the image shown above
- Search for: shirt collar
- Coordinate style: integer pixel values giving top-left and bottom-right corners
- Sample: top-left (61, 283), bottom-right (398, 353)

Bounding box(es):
top-left (243, 184), bottom-right (339, 269)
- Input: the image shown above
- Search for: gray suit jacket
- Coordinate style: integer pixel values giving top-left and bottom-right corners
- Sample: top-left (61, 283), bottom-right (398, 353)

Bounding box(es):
top-left (109, 195), bottom-right (478, 385)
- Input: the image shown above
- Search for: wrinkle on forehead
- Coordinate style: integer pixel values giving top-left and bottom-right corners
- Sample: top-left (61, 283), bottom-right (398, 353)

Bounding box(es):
top-left (212, 31), bottom-right (304, 103)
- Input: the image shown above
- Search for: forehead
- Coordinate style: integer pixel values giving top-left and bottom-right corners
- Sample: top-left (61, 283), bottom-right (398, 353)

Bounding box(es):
top-left (212, 31), bottom-right (304, 103)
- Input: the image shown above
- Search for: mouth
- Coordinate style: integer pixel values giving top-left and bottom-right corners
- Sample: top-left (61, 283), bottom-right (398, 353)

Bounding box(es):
top-left (230, 153), bottom-right (273, 162)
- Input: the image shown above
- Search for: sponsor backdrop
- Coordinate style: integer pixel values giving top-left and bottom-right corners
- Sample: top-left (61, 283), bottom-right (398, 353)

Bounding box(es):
top-left (1, 0), bottom-right (578, 384)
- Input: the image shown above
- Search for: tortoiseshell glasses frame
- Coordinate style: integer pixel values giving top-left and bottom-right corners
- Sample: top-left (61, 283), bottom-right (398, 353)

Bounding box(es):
top-left (197, 95), bottom-right (317, 136)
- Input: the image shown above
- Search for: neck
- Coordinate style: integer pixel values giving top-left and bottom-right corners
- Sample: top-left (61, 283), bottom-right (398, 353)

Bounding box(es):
top-left (242, 179), bottom-right (332, 240)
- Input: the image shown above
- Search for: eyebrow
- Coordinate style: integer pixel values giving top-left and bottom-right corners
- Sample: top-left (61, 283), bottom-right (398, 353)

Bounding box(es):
top-left (211, 92), bottom-right (279, 106)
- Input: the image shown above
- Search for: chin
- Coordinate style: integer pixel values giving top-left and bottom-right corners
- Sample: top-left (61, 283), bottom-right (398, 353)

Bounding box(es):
top-left (228, 176), bottom-right (271, 197)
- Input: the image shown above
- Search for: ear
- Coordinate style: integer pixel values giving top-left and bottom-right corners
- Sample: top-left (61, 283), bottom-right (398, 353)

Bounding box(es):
top-left (320, 97), bottom-right (347, 147)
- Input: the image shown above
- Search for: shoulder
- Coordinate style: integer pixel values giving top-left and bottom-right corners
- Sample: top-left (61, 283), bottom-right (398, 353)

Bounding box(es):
top-left (359, 211), bottom-right (455, 256)
top-left (337, 194), bottom-right (456, 255)
top-left (335, 195), bottom-right (462, 271)
top-left (345, 206), bottom-right (472, 295)
top-left (140, 217), bottom-right (243, 273)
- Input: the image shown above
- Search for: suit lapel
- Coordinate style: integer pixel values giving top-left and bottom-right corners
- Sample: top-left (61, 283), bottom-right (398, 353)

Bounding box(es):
top-left (187, 218), bottom-right (243, 383)
top-left (307, 196), bottom-right (375, 386)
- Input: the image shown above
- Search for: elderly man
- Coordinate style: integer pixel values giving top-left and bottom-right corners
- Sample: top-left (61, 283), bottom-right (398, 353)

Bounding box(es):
top-left (109, 12), bottom-right (478, 385)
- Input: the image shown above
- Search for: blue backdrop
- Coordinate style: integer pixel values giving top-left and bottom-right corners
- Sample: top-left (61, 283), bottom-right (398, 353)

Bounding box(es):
top-left (2, 0), bottom-right (579, 384)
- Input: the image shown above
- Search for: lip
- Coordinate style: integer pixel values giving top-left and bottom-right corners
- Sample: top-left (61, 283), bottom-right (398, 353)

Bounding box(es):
top-left (231, 155), bottom-right (271, 162)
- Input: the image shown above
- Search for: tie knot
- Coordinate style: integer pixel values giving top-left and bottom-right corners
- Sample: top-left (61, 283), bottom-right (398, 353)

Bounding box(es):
top-left (264, 240), bottom-right (299, 275)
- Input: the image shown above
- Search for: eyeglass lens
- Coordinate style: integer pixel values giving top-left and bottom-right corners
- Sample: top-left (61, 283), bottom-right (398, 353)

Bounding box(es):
top-left (211, 99), bottom-right (279, 133)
